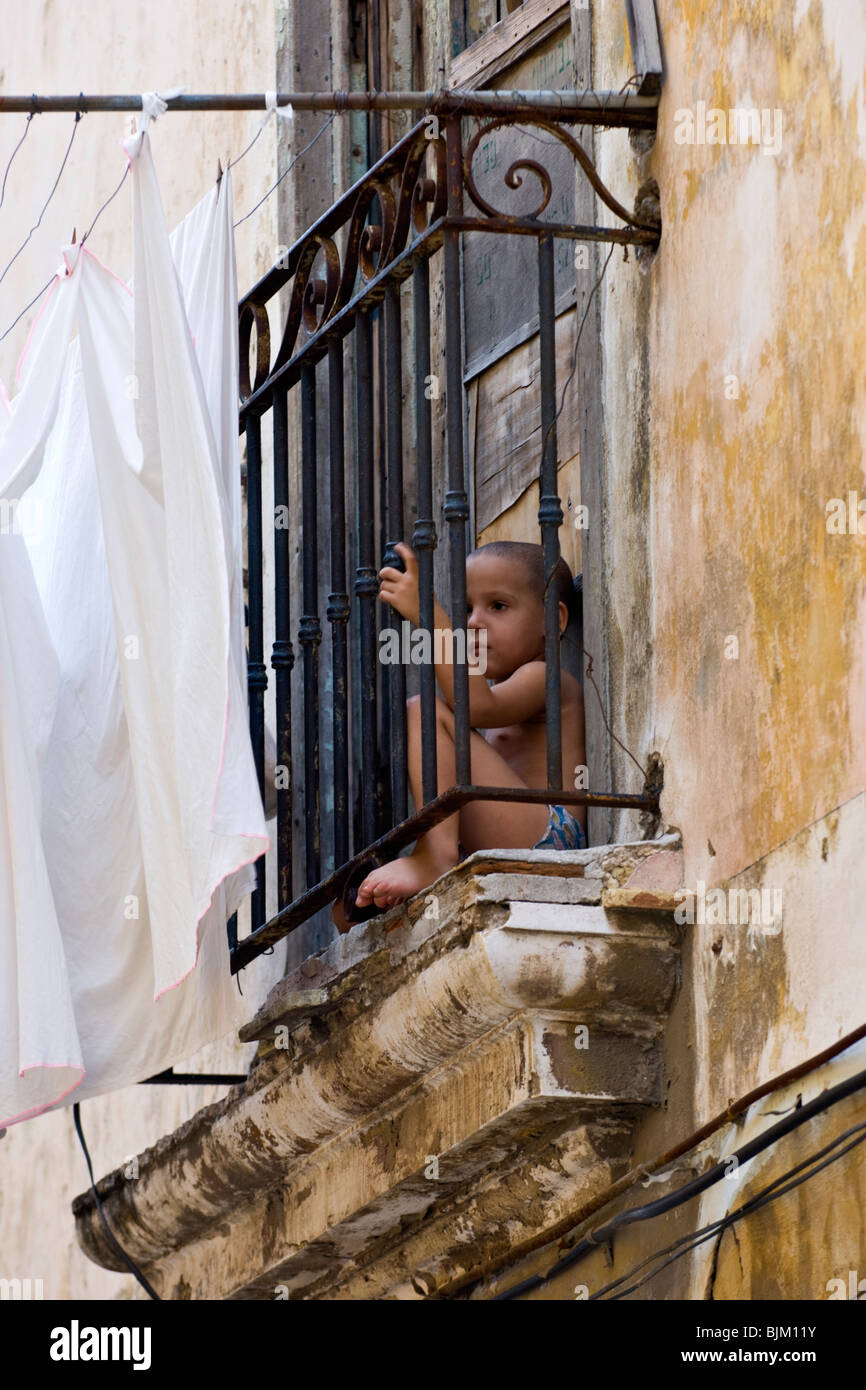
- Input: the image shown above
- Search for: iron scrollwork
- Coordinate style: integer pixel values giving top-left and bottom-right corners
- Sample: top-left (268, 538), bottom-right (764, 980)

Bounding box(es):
top-left (463, 116), bottom-right (660, 235)
top-left (239, 123), bottom-right (447, 404)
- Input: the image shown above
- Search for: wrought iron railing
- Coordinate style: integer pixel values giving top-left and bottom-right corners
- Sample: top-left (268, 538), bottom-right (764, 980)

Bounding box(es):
top-left (231, 95), bottom-right (661, 973)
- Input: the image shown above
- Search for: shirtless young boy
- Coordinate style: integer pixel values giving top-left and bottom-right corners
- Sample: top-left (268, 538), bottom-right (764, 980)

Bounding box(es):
top-left (344, 538), bottom-right (586, 918)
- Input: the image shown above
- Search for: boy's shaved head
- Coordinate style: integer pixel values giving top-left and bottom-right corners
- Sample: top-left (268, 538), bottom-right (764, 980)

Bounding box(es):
top-left (467, 541), bottom-right (579, 626)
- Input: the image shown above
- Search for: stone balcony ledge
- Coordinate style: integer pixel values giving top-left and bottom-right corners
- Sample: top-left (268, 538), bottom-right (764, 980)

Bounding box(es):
top-left (73, 834), bottom-right (684, 1300)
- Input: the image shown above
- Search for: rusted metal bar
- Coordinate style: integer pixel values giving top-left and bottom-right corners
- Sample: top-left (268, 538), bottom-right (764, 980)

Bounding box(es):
top-left (327, 337), bottom-right (350, 871)
top-left (230, 782), bottom-right (661, 972)
top-left (383, 284), bottom-right (409, 823)
top-left (412, 258), bottom-right (439, 807)
top-left (244, 415), bottom-right (268, 930)
top-left (299, 362), bottom-right (321, 887)
top-left (537, 231), bottom-right (563, 790)
top-left (355, 311), bottom-right (378, 849)
top-left (272, 385), bottom-right (294, 910)
top-left (0, 91), bottom-right (658, 125)
top-left (443, 116), bottom-right (471, 790)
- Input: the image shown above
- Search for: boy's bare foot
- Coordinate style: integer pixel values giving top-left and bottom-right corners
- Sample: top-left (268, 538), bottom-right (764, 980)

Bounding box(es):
top-left (356, 847), bottom-right (453, 912)
top-left (331, 859), bottom-right (382, 935)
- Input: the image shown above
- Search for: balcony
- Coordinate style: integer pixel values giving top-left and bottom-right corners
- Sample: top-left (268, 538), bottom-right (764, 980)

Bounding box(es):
top-left (73, 833), bottom-right (683, 1299)
top-left (71, 86), bottom-right (670, 1298)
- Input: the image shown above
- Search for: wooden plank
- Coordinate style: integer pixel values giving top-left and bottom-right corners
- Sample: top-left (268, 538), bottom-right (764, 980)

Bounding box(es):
top-left (624, 0), bottom-right (663, 96)
top-left (572, 0), bottom-right (612, 848)
top-left (450, 0), bottom-right (571, 88)
top-left (472, 306), bottom-right (580, 532)
top-left (461, 20), bottom-right (577, 374)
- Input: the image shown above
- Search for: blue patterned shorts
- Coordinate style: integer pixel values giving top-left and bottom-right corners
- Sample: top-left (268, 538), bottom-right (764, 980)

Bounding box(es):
top-left (533, 804), bottom-right (586, 850)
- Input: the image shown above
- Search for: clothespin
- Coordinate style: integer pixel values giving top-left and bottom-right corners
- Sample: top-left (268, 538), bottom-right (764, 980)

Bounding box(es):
top-left (216, 157), bottom-right (223, 188)
top-left (71, 227), bottom-right (77, 244)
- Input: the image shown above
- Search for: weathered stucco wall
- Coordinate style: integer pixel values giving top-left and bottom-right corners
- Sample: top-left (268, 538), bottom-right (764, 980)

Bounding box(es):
top-left (588, 0), bottom-right (866, 1086)
top-left (0, 0), bottom-right (287, 1299)
top-left (542, 0), bottom-right (866, 1300)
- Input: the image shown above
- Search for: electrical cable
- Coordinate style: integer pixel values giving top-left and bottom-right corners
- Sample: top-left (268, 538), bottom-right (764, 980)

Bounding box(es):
top-left (461, 1015), bottom-right (866, 1299)
top-left (597, 1116), bottom-right (866, 1299)
top-left (72, 1102), bottom-right (161, 1301)
top-left (494, 1058), bottom-right (866, 1299)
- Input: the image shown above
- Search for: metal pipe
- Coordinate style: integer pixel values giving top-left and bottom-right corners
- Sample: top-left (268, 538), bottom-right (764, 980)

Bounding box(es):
top-left (537, 232), bottom-right (563, 790)
top-left (0, 91), bottom-right (659, 126)
top-left (412, 258), bottom-right (438, 807)
top-left (327, 337), bottom-right (350, 870)
top-left (271, 386), bottom-right (294, 910)
top-left (244, 415), bottom-right (268, 929)
top-left (299, 362), bottom-right (322, 887)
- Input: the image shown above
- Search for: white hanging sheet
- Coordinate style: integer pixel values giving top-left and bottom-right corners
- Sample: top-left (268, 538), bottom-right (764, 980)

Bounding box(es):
top-left (0, 130), bottom-right (268, 1127)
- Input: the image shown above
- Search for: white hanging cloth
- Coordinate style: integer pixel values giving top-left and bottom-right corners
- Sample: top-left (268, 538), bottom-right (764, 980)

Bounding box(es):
top-left (0, 130), bottom-right (268, 1127)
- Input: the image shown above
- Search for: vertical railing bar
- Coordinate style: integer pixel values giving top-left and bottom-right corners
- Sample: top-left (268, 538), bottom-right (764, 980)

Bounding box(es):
top-left (300, 362), bottom-right (322, 887)
top-left (327, 336), bottom-right (350, 870)
top-left (383, 284), bottom-right (408, 822)
top-left (537, 231), bottom-right (563, 789)
top-left (412, 258), bottom-right (438, 807)
top-left (374, 306), bottom-right (391, 836)
top-left (443, 115), bottom-right (471, 789)
top-left (272, 386), bottom-right (294, 910)
top-left (355, 311), bottom-right (378, 848)
top-left (245, 414), bottom-right (268, 928)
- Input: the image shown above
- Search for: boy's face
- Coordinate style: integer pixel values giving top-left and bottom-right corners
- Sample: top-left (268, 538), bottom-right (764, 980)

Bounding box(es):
top-left (466, 552), bottom-right (559, 681)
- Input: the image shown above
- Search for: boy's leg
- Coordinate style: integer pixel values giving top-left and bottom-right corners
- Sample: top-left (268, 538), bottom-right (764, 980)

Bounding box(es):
top-left (355, 696), bottom-right (549, 910)
top-left (353, 695), bottom-right (458, 910)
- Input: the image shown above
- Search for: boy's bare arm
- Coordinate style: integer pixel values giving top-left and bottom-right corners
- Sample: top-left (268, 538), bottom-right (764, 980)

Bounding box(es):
top-left (378, 543), bottom-right (548, 727)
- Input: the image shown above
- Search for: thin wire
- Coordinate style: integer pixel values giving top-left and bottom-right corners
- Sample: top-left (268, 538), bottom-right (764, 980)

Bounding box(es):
top-left (227, 118), bottom-right (267, 173)
top-left (0, 112), bottom-right (35, 212)
top-left (0, 160), bottom-right (130, 346)
top-left (82, 163), bottom-right (130, 242)
top-left (0, 273), bottom-right (54, 346)
top-left (0, 108), bottom-right (84, 288)
top-left (233, 113), bottom-right (335, 228)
